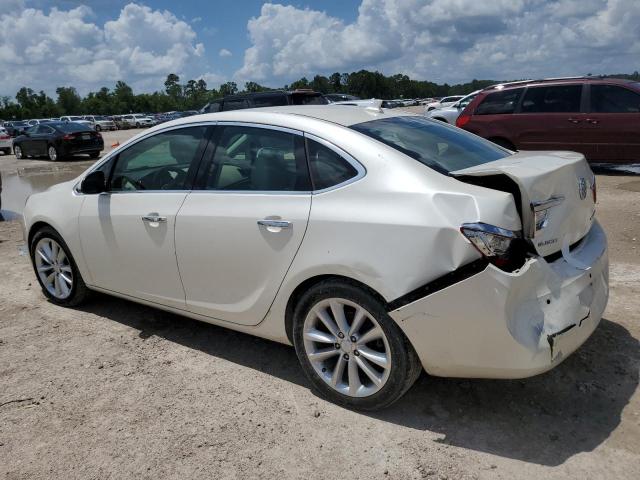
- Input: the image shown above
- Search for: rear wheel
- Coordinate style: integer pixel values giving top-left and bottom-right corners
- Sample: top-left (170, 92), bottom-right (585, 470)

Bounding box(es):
top-left (30, 226), bottom-right (90, 306)
top-left (48, 145), bottom-right (59, 161)
top-left (95, 124), bottom-right (101, 132)
top-left (135, 122), bottom-right (141, 128)
top-left (14, 145), bottom-right (23, 159)
top-left (293, 280), bottom-right (422, 410)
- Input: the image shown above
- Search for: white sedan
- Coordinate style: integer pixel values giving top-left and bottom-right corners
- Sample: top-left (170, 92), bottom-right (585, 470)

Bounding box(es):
top-left (424, 95), bottom-right (465, 112)
top-left (23, 106), bottom-right (608, 410)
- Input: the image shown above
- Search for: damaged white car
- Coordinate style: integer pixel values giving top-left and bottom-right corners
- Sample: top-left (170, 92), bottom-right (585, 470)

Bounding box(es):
top-left (22, 106), bottom-right (608, 410)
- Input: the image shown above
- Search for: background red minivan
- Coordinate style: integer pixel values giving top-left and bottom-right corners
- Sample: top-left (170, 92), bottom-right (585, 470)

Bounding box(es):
top-left (456, 77), bottom-right (640, 164)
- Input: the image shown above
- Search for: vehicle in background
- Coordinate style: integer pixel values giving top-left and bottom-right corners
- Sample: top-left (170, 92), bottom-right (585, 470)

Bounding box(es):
top-left (13, 121), bottom-right (103, 161)
top-left (27, 119), bottom-right (54, 127)
top-left (23, 106), bottom-right (607, 410)
top-left (425, 90), bottom-right (481, 124)
top-left (424, 96), bottom-right (465, 112)
top-left (325, 94), bottom-right (361, 103)
top-left (456, 77), bottom-right (640, 163)
top-left (201, 89), bottom-right (328, 113)
top-left (0, 127), bottom-right (12, 154)
top-left (60, 116), bottom-right (92, 127)
top-left (83, 115), bottom-right (117, 132)
top-left (3, 120), bottom-right (29, 137)
top-left (119, 114), bottom-right (155, 128)
top-left (418, 98), bottom-right (437, 105)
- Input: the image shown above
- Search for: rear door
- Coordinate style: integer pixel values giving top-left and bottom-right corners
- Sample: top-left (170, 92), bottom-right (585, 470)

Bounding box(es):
top-left (585, 83), bottom-right (640, 163)
top-left (175, 123), bottom-right (312, 325)
top-left (510, 83), bottom-right (589, 154)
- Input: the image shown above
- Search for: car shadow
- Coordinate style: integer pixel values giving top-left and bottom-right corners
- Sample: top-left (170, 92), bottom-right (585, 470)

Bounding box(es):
top-left (79, 295), bottom-right (638, 467)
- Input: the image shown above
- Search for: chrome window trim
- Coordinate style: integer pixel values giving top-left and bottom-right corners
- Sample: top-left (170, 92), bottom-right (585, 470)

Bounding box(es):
top-left (304, 132), bottom-right (366, 194)
top-left (215, 121), bottom-right (303, 136)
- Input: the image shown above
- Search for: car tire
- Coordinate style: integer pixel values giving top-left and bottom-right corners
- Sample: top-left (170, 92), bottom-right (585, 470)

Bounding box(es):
top-left (14, 145), bottom-right (23, 159)
top-left (47, 145), bottom-right (59, 161)
top-left (89, 151), bottom-right (100, 159)
top-left (30, 226), bottom-right (90, 307)
top-left (95, 125), bottom-right (101, 132)
top-left (292, 280), bottom-right (422, 411)
top-left (135, 122), bottom-right (140, 128)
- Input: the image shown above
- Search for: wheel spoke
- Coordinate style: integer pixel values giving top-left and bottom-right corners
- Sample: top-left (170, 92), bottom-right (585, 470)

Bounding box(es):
top-left (53, 274), bottom-right (62, 297)
top-left (356, 356), bottom-right (383, 386)
top-left (348, 357), bottom-right (362, 395)
top-left (315, 307), bottom-right (340, 338)
top-left (60, 265), bottom-right (72, 274)
top-left (330, 300), bottom-right (349, 335)
top-left (331, 355), bottom-right (346, 387)
top-left (37, 248), bottom-right (52, 264)
top-left (308, 348), bottom-right (340, 362)
top-left (37, 265), bottom-right (54, 273)
top-left (304, 328), bottom-right (336, 344)
top-left (357, 346), bottom-right (388, 369)
top-left (58, 274), bottom-right (70, 297)
top-left (358, 326), bottom-right (383, 345)
top-left (45, 272), bottom-right (56, 285)
top-left (50, 242), bottom-right (59, 263)
top-left (56, 248), bottom-right (66, 264)
top-left (59, 272), bottom-right (72, 286)
top-left (348, 307), bottom-right (367, 336)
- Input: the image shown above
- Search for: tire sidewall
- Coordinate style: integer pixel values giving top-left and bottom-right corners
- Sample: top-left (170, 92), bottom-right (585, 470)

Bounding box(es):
top-left (292, 281), bottom-right (419, 411)
top-left (30, 227), bottom-right (84, 306)
top-left (14, 145), bottom-right (22, 159)
top-left (48, 145), bottom-right (58, 161)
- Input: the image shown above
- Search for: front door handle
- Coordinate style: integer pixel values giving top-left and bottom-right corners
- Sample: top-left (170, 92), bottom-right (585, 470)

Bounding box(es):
top-left (567, 118), bottom-right (581, 124)
top-left (257, 219), bottom-right (292, 229)
top-left (142, 213), bottom-right (167, 223)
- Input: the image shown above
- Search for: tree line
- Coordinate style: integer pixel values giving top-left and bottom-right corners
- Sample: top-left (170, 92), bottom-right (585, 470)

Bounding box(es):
top-left (2, 70), bottom-right (638, 120)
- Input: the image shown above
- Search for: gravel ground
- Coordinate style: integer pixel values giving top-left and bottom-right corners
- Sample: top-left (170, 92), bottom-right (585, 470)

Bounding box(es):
top-left (0, 125), bottom-right (639, 479)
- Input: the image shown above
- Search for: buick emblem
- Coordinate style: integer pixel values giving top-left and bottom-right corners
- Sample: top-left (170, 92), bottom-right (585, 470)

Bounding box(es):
top-left (577, 177), bottom-right (587, 200)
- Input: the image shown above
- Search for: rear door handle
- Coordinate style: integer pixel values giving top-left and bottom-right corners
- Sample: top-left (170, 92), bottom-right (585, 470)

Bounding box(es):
top-left (257, 219), bottom-right (292, 229)
top-left (142, 213), bottom-right (167, 223)
top-left (567, 118), bottom-right (581, 124)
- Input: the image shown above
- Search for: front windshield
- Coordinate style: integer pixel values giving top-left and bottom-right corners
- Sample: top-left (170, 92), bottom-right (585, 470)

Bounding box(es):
top-left (69, 116), bottom-right (83, 121)
top-left (455, 92), bottom-right (478, 109)
top-left (351, 116), bottom-right (510, 175)
top-left (94, 116), bottom-right (107, 120)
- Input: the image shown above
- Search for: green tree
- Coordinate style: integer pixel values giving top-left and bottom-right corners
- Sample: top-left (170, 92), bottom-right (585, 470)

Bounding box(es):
top-left (219, 81), bottom-right (238, 97)
top-left (55, 86), bottom-right (82, 115)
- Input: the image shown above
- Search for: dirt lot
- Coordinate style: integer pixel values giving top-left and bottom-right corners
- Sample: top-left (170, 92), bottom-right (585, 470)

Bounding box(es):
top-left (0, 126), bottom-right (639, 479)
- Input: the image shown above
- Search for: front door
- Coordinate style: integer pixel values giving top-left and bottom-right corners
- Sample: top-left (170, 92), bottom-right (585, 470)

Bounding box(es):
top-left (175, 123), bottom-right (312, 325)
top-left (78, 125), bottom-right (209, 308)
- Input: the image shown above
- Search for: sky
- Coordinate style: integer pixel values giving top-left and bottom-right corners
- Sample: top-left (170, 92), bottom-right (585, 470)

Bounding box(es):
top-left (0, 0), bottom-right (639, 97)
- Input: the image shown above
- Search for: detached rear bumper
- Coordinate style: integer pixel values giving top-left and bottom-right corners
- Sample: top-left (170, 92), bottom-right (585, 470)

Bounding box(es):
top-left (390, 220), bottom-right (609, 379)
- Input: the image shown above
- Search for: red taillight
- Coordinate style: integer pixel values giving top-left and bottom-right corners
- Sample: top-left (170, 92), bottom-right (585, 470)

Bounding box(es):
top-left (456, 114), bottom-right (471, 128)
top-left (62, 134), bottom-right (75, 140)
top-left (0, 134), bottom-right (10, 140)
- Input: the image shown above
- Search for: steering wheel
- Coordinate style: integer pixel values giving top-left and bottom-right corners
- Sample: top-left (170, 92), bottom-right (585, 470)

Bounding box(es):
top-left (151, 167), bottom-right (186, 190)
top-left (117, 175), bottom-right (146, 190)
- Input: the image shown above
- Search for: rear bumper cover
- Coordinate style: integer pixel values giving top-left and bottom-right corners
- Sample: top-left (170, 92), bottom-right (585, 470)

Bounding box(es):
top-left (389, 220), bottom-right (609, 379)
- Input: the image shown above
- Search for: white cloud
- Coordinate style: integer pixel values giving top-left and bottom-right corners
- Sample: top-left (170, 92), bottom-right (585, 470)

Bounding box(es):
top-left (219, 48), bottom-right (232, 57)
top-left (236, 0), bottom-right (640, 84)
top-left (0, 2), bottom-right (207, 95)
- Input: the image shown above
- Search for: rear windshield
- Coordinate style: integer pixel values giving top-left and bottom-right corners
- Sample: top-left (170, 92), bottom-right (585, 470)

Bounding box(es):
top-left (292, 94), bottom-right (328, 105)
top-left (351, 116), bottom-right (509, 175)
top-left (54, 122), bottom-right (91, 133)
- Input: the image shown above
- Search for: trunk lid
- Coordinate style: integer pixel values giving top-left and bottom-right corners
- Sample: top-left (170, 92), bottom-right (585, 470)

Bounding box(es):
top-left (451, 151), bottom-right (596, 257)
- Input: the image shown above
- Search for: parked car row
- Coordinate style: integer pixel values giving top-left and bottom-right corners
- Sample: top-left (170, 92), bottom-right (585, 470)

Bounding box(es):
top-left (12, 121), bottom-right (104, 161)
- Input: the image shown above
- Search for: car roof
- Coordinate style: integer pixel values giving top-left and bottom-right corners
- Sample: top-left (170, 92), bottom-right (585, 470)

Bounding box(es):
top-left (483, 76), bottom-right (637, 92)
top-left (179, 105), bottom-right (418, 128)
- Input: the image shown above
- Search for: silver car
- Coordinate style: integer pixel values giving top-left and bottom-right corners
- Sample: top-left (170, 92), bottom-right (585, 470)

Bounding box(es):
top-left (425, 90), bottom-right (481, 124)
top-left (83, 115), bottom-right (117, 132)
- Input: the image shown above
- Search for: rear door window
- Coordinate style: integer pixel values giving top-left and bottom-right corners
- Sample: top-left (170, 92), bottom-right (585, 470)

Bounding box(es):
top-left (590, 84), bottom-right (640, 113)
top-left (251, 95), bottom-right (288, 107)
top-left (474, 88), bottom-right (524, 115)
top-left (306, 138), bottom-right (358, 190)
top-left (520, 84), bottom-right (582, 113)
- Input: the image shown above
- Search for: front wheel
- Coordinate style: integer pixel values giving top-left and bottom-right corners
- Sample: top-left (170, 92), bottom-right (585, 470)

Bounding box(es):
top-left (14, 145), bottom-right (23, 159)
top-left (30, 226), bottom-right (90, 306)
top-left (293, 280), bottom-right (422, 410)
top-left (95, 125), bottom-right (101, 132)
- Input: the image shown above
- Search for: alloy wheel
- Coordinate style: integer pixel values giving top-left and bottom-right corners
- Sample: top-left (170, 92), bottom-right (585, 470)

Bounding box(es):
top-left (14, 146), bottom-right (22, 159)
top-left (303, 298), bottom-right (392, 397)
top-left (48, 146), bottom-right (57, 161)
top-left (34, 238), bottom-right (73, 299)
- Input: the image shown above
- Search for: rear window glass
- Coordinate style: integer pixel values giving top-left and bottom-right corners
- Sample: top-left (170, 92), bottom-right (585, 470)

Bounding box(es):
top-left (222, 99), bottom-right (249, 111)
top-left (54, 122), bottom-right (89, 133)
top-left (475, 88), bottom-right (524, 115)
top-left (292, 94), bottom-right (328, 105)
top-left (521, 85), bottom-right (582, 113)
top-left (351, 116), bottom-right (509, 175)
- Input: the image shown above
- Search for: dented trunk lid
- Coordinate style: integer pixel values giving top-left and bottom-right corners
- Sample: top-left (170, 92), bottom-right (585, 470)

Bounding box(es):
top-left (451, 151), bottom-right (596, 257)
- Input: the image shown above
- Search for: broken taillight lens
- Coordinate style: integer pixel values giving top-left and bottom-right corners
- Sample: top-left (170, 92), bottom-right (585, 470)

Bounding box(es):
top-left (460, 223), bottom-right (524, 269)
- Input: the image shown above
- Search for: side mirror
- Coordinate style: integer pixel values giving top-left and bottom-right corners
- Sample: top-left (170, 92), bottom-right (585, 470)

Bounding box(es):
top-left (80, 170), bottom-right (106, 194)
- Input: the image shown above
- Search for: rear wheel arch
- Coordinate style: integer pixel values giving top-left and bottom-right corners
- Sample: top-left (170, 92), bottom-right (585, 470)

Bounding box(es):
top-left (284, 274), bottom-right (388, 344)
